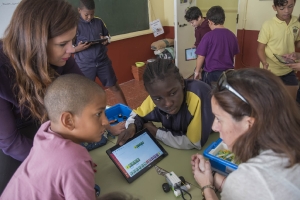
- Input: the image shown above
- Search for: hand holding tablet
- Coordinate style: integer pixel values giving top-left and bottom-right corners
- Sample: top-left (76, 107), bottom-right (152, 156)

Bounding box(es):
top-left (185, 48), bottom-right (197, 61)
top-left (273, 54), bottom-right (296, 64)
top-left (85, 38), bottom-right (108, 45)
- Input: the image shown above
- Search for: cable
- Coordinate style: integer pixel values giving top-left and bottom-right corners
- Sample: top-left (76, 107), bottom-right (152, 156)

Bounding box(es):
top-left (174, 184), bottom-right (192, 200)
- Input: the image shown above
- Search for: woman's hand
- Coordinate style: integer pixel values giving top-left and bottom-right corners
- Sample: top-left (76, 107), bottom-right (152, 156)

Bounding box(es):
top-left (117, 123), bottom-right (136, 145)
top-left (192, 154), bottom-right (213, 188)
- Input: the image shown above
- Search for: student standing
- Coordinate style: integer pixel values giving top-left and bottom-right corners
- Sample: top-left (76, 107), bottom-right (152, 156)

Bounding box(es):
top-left (117, 59), bottom-right (214, 150)
top-left (0, 0), bottom-right (82, 194)
top-left (194, 6), bottom-right (239, 86)
top-left (257, 0), bottom-right (300, 100)
top-left (74, 0), bottom-right (127, 105)
top-left (2, 74), bottom-right (108, 199)
top-left (185, 6), bottom-right (211, 48)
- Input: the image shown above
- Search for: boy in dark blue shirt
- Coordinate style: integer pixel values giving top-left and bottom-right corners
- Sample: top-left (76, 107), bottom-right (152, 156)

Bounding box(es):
top-left (74, 0), bottom-right (127, 105)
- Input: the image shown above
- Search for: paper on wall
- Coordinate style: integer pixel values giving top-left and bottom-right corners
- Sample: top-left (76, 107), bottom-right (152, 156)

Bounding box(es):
top-left (150, 19), bottom-right (164, 37)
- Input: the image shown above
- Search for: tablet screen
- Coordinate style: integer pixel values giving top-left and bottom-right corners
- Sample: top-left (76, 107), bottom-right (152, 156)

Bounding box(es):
top-left (106, 128), bottom-right (168, 183)
top-left (86, 38), bottom-right (107, 44)
top-left (273, 54), bottom-right (295, 64)
top-left (185, 48), bottom-right (197, 61)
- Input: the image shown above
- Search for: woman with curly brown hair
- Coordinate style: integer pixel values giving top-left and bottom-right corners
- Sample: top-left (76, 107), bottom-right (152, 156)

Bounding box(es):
top-left (0, 0), bottom-right (82, 194)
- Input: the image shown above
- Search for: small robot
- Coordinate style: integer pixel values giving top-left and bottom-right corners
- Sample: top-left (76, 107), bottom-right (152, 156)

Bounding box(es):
top-left (162, 171), bottom-right (191, 198)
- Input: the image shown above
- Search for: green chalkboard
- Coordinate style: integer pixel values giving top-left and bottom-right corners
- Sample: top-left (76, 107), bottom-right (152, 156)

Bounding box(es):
top-left (68, 0), bottom-right (149, 36)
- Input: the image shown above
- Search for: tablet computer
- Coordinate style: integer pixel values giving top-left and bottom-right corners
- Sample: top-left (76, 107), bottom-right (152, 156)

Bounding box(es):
top-left (273, 54), bottom-right (295, 64)
top-left (85, 38), bottom-right (108, 44)
top-left (185, 48), bottom-right (197, 61)
top-left (106, 128), bottom-right (168, 183)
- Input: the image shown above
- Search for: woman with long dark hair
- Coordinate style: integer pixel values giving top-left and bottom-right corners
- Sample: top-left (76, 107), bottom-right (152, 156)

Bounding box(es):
top-left (0, 0), bottom-right (82, 194)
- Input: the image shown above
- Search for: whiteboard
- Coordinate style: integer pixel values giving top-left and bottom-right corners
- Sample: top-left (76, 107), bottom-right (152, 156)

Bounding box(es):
top-left (0, 0), bottom-right (21, 38)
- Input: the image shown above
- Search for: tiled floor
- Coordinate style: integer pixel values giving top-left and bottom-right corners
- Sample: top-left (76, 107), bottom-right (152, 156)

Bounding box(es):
top-left (105, 79), bottom-right (148, 109)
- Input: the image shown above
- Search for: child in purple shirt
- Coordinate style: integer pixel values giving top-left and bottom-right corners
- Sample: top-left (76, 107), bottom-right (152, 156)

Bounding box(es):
top-left (194, 6), bottom-right (239, 86)
top-left (1, 74), bottom-right (109, 200)
top-left (185, 6), bottom-right (211, 48)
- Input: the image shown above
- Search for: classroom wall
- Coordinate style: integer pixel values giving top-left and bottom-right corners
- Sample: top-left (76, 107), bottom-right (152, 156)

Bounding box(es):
top-left (107, 0), bottom-right (239, 84)
top-left (101, 0), bottom-right (175, 85)
top-left (106, 0), bottom-right (300, 85)
top-left (149, 0), bottom-right (174, 26)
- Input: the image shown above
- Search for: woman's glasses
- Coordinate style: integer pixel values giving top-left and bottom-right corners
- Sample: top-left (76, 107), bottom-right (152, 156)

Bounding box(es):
top-left (217, 70), bottom-right (248, 104)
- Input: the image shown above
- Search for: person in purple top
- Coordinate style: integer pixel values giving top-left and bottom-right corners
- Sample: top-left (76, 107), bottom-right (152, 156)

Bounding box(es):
top-left (194, 6), bottom-right (239, 86)
top-left (0, 0), bottom-right (83, 194)
top-left (73, 0), bottom-right (128, 105)
top-left (184, 6), bottom-right (211, 48)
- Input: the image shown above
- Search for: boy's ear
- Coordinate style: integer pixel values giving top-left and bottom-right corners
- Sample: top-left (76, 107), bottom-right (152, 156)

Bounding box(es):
top-left (78, 8), bottom-right (81, 13)
top-left (60, 112), bottom-right (75, 131)
top-left (272, 5), bottom-right (277, 11)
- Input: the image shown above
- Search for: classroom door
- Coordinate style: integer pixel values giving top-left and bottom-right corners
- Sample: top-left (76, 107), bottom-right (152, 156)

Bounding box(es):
top-left (196, 0), bottom-right (239, 35)
top-left (174, 0), bottom-right (197, 78)
top-left (175, 0), bottom-right (239, 78)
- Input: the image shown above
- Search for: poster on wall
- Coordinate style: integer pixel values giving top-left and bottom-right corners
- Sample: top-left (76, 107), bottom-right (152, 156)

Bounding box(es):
top-left (0, 0), bottom-right (21, 38)
top-left (150, 19), bottom-right (164, 37)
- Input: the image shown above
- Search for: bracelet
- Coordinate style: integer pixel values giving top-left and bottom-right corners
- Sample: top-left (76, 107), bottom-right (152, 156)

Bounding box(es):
top-left (201, 185), bottom-right (216, 200)
top-left (218, 177), bottom-right (226, 192)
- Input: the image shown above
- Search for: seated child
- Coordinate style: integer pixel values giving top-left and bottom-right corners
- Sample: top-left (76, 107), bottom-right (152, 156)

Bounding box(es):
top-left (118, 59), bottom-right (214, 149)
top-left (1, 74), bottom-right (108, 200)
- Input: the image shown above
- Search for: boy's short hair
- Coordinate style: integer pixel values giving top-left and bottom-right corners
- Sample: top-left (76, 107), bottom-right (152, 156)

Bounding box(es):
top-left (206, 6), bottom-right (225, 25)
top-left (184, 6), bottom-right (203, 22)
top-left (79, 0), bottom-right (95, 10)
top-left (273, 0), bottom-right (289, 7)
top-left (44, 74), bottom-right (105, 123)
